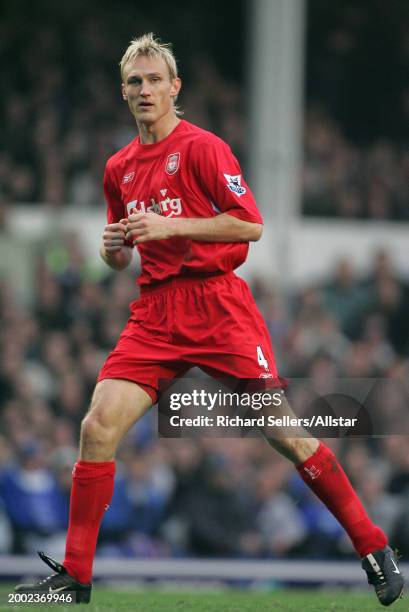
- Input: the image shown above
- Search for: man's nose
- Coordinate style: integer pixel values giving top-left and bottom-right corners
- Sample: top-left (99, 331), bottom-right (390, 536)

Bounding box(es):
top-left (140, 81), bottom-right (151, 96)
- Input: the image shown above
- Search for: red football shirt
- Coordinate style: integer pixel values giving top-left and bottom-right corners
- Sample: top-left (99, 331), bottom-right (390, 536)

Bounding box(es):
top-left (103, 120), bottom-right (263, 286)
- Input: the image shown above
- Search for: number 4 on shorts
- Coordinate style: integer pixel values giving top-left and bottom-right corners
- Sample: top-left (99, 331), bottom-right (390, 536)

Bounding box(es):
top-left (257, 345), bottom-right (269, 370)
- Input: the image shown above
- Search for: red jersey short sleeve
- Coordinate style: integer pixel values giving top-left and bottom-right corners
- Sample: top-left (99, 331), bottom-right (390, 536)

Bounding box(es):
top-left (102, 121), bottom-right (264, 286)
top-left (191, 137), bottom-right (263, 224)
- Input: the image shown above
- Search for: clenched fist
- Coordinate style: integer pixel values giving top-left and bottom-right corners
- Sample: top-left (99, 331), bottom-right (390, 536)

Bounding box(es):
top-left (101, 220), bottom-right (129, 252)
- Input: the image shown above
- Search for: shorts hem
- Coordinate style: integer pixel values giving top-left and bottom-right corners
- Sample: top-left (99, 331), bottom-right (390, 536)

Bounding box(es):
top-left (97, 375), bottom-right (158, 404)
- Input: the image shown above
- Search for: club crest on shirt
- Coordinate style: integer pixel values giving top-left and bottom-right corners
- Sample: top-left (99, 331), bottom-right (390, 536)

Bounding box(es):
top-left (224, 173), bottom-right (246, 197)
top-left (165, 152), bottom-right (180, 175)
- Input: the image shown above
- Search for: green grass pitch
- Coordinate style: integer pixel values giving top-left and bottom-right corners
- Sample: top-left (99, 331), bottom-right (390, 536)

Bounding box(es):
top-left (0, 586), bottom-right (406, 611)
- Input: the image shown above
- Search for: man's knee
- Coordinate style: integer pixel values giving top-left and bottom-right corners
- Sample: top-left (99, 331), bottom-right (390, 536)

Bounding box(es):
top-left (80, 410), bottom-right (117, 449)
top-left (80, 389), bottom-right (120, 454)
top-left (78, 379), bottom-right (152, 461)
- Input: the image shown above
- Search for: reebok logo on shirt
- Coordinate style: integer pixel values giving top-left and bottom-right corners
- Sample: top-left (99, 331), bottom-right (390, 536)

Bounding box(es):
top-left (122, 172), bottom-right (135, 184)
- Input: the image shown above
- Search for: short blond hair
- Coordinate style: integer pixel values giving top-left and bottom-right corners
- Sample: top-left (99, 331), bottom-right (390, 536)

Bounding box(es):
top-left (120, 33), bottom-right (178, 82)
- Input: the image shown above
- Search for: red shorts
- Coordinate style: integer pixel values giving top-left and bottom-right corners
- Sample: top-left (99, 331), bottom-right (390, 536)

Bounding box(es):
top-left (97, 271), bottom-right (285, 403)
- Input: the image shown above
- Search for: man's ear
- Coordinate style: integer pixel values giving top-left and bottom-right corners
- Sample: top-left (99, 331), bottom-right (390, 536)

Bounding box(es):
top-left (121, 83), bottom-right (127, 101)
top-left (170, 77), bottom-right (182, 98)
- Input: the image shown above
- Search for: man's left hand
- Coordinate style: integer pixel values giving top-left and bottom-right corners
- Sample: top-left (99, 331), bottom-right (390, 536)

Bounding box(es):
top-left (125, 212), bottom-right (175, 243)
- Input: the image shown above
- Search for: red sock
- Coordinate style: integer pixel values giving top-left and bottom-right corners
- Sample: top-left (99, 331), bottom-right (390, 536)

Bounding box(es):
top-left (63, 460), bottom-right (115, 584)
top-left (296, 442), bottom-right (387, 557)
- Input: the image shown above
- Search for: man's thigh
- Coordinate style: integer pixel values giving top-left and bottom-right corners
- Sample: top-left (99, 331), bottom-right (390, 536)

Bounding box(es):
top-left (183, 275), bottom-right (284, 385)
top-left (79, 379), bottom-right (154, 460)
top-left (97, 311), bottom-right (188, 404)
top-left (88, 378), bottom-right (153, 438)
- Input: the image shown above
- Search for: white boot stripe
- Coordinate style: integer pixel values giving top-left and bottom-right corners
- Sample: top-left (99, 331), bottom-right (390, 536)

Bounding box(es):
top-left (367, 553), bottom-right (382, 574)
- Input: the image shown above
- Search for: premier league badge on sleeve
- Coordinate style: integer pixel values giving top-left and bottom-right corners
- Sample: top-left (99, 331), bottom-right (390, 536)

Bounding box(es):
top-left (223, 174), bottom-right (247, 196)
top-left (165, 152), bottom-right (180, 175)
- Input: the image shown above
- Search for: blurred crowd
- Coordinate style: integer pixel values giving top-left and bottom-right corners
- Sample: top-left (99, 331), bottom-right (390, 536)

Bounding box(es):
top-left (303, 1), bottom-right (408, 218)
top-left (1, 2), bottom-right (407, 219)
top-left (0, 237), bottom-right (409, 561)
top-left (0, 2), bottom-right (244, 209)
top-left (302, 109), bottom-right (409, 219)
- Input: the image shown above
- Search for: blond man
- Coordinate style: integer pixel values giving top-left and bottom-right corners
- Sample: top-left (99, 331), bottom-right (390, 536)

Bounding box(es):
top-left (16, 34), bottom-right (403, 606)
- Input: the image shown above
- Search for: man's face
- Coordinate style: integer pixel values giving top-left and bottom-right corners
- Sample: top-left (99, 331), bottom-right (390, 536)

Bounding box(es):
top-left (122, 55), bottom-right (181, 125)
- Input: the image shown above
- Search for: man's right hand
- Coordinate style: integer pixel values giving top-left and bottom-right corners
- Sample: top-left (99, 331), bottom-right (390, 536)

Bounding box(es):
top-left (100, 220), bottom-right (132, 270)
top-left (102, 221), bottom-right (129, 252)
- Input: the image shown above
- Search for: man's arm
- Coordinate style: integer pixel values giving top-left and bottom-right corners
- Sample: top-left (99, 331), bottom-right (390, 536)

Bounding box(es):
top-left (100, 221), bottom-right (133, 270)
top-left (125, 212), bottom-right (263, 244)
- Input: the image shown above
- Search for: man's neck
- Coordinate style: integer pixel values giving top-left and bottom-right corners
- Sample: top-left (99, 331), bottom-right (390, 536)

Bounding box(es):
top-left (137, 114), bottom-right (181, 144)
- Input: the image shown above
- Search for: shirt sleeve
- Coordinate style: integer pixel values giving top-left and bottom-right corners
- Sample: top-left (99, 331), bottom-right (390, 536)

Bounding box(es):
top-left (191, 137), bottom-right (263, 224)
top-left (103, 160), bottom-right (134, 248)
